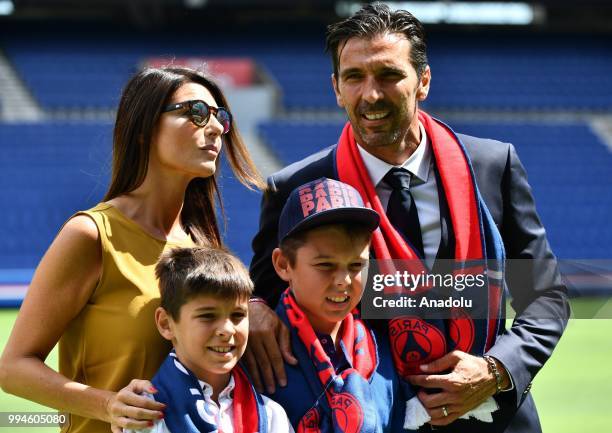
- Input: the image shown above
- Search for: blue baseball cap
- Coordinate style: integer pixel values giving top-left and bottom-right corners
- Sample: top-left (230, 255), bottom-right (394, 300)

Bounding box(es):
top-left (278, 178), bottom-right (380, 243)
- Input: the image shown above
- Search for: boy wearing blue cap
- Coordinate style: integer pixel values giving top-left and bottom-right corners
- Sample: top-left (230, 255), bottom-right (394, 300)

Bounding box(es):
top-left (267, 177), bottom-right (412, 433)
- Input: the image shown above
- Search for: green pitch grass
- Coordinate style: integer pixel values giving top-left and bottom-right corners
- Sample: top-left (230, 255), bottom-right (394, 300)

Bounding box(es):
top-left (1, 302), bottom-right (611, 432)
top-left (0, 310), bottom-right (59, 432)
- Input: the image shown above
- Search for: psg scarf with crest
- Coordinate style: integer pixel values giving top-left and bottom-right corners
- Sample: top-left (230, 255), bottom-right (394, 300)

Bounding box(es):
top-left (335, 110), bottom-right (506, 381)
top-left (277, 289), bottom-right (382, 433)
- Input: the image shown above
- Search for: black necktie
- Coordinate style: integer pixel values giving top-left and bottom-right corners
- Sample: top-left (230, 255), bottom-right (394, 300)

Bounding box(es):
top-left (383, 167), bottom-right (425, 258)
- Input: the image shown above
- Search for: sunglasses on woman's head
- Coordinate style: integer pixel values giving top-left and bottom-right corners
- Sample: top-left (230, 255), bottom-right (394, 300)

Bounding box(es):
top-left (162, 100), bottom-right (232, 134)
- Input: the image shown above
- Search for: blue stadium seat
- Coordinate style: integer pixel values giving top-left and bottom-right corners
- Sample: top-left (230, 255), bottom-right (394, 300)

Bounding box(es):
top-left (0, 123), bottom-right (261, 270)
top-left (3, 32), bottom-right (611, 111)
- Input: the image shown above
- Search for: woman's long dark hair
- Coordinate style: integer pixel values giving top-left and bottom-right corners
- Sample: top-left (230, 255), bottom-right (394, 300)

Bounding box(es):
top-left (104, 67), bottom-right (264, 247)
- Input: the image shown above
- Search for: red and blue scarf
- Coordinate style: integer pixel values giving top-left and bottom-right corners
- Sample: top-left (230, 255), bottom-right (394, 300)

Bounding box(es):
top-left (151, 351), bottom-right (267, 433)
top-left (278, 289), bottom-right (382, 433)
top-left (336, 110), bottom-right (505, 380)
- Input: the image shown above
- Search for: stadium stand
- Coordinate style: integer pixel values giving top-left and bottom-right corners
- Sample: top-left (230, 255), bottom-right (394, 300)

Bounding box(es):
top-left (3, 33), bottom-right (612, 111)
top-left (0, 122), bottom-right (260, 276)
top-left (1, 27), bottom-right (611, 299)
top-left (216, 164), bottom-right (263, 264)
top-left (0, 123), bottom-right (111, 272)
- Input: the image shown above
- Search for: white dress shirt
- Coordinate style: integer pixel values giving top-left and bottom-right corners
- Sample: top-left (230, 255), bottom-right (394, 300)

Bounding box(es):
top-left (357, 122), bottom-right (441, 268)
top-left (125, 375), bottom-right (294, 433)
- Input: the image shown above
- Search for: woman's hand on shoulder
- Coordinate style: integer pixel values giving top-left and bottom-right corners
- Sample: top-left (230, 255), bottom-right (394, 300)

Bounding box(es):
top-left (107, 379), bottom-right (166, 433)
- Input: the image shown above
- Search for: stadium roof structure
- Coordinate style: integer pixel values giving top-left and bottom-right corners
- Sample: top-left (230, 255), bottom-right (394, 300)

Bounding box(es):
top-left (1, 0), bottom-right (612, 33)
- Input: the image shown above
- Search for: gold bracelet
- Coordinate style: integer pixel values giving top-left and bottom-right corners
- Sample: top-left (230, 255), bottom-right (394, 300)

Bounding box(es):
top-left (483, 355), bottom-right (503, 394)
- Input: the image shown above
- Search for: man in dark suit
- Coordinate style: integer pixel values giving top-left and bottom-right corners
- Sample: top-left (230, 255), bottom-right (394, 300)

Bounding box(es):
top-left (246, 3), bottom-right (569, 432)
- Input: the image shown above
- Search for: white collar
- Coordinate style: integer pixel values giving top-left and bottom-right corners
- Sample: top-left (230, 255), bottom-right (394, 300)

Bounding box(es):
top-left (198, 374), bottom-right (235, 401)
top-left (357, 122), bottom-right (431, 187)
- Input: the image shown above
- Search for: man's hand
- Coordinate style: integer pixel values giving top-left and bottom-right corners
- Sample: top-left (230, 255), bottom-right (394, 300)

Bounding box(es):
top-left (242, 301), bottom-right (298, 394)
top-left (407, 350), bottom-right (509, 426)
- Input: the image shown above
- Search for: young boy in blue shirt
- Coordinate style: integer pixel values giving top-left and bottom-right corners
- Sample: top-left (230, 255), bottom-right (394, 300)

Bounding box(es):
top-left (129, 246), bottom-right (293, 433)
top-left (267, 177), bottom-right (412, 433)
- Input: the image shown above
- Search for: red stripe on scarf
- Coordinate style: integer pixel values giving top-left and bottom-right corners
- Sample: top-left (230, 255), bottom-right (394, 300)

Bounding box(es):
top-left (336, 111), bottom-right (499, 367)
top-left (282, 289), bottom-right (377, 433)
top-left (417, 112), bottom-right (483, 261)
top-left (232, 366), bottom-right (260, 433)
top-left (336, 122), bottom-right (422, 264)
top-left (416, 113), bottom-right (500, 348)
top-left (337, 113), bottom-right (484, 262)
top-left (283, 289), bottom-right (377, 381)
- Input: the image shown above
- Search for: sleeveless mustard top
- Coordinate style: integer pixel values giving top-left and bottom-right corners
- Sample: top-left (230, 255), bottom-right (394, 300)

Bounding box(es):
top-left (59, 203), bottom-right (195, 433)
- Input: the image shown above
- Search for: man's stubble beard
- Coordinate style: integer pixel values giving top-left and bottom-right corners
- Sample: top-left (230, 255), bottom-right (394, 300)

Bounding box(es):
top-left (358, 126), bottom-right (404, 150)
top-left (354, 109), bottom-right (410, 152)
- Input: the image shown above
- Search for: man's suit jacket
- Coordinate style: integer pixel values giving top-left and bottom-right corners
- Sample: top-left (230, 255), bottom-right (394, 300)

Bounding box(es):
top-left (250, 133), bottom-right (570, 433)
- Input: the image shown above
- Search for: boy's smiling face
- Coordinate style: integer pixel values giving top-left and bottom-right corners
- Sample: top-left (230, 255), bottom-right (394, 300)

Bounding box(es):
top-left (273, 225), bottom-right (370, 337)
top-left (156, 294), bottom-right (248, 388)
